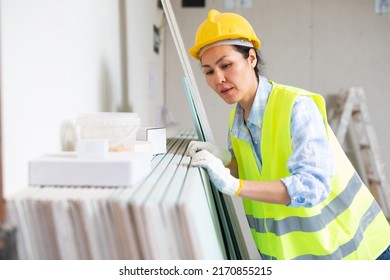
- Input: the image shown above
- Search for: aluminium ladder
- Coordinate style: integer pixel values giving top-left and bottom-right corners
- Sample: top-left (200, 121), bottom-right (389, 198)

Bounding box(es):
top-left (329, 87), bottom-right (390, 219)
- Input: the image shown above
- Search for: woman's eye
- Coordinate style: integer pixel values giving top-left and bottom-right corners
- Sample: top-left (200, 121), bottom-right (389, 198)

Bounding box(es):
top-left (221, 63), bottom-right (231, 70)
top-left (205, 70), bottom-right (214, 75)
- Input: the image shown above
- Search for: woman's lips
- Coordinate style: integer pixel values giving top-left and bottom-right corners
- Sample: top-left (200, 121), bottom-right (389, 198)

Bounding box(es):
top-left (220, 87), bottom-right (233, 94)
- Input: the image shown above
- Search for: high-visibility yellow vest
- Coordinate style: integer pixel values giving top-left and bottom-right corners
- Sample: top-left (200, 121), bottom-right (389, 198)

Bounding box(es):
top-left (230, 81), bottom-right (390, 259)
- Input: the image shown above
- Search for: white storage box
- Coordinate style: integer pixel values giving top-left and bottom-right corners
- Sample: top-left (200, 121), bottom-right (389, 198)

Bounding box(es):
top-left (76, 112), bottom-right (140, 152)
top-left (29, 152), bottom-right (151, 187)
top-left (76, 139), bottom-right (109, 159)
top-left (136, 127), bottom-right (166, 155)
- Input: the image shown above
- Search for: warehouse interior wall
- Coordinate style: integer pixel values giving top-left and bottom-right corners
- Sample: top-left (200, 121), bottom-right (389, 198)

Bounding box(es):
top-left (1, 0), bottom-right (389, 204)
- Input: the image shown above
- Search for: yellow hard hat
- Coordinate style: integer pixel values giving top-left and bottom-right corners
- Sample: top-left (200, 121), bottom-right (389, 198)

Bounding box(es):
top-left (189, 9), bottom-right (261, 60)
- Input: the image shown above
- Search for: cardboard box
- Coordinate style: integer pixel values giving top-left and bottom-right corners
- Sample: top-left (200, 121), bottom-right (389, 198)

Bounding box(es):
top-left (29, 152), bottom-right (151, 187)
top-left (136, 127), bottom-right (166, 155)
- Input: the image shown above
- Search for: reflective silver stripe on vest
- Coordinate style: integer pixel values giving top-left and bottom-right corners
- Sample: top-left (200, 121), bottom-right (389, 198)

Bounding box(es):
top-left (258, 200), bottom-right (382, 260)
top-left (246, 172), bottom-right (363, 236)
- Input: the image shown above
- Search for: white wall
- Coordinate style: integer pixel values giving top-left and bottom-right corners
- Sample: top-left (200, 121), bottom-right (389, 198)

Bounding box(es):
top-left (166, 0), bottom-right (390, 173)
top-left (0, 0), bottom-right (164, 197)
top-left (126, 0), bottom-right (165, 126)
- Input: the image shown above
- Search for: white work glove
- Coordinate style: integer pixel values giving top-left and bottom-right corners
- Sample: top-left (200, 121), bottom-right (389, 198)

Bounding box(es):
top-left (190, 149), bottom-right (242, 196)
top-left (186, 140), bottom-right (232, 166)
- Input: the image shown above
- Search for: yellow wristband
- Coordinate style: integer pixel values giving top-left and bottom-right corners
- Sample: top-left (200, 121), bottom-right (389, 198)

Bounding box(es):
top-left (224, 157), bottom-right (232, 168)
top-left (234, 179), bottom-right (243, 197)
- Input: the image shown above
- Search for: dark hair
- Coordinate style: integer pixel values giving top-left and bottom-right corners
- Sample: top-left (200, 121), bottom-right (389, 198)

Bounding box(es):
top-left (232, 45), bottom-right (264, 81)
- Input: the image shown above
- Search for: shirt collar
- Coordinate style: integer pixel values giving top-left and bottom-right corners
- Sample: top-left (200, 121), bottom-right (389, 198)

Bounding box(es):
top-left (231, 76), bottom-right (272, 138)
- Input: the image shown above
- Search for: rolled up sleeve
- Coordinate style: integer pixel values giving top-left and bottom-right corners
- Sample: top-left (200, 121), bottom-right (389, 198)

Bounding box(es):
top-left (281, 96), bottom-right (335, 208)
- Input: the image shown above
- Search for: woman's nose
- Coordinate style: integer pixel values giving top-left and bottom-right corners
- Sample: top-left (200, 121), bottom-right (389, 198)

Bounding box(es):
top-left (215, 70), bottom-right (226, 84)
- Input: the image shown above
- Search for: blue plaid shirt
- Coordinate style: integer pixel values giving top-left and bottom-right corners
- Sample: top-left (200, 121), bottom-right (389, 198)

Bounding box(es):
top-left (228, 76), bottom-right (335, 207)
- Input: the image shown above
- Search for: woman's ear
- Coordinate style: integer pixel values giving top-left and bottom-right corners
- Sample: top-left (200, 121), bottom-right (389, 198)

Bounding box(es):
top-left (248, 48), bottom-right (257, 68)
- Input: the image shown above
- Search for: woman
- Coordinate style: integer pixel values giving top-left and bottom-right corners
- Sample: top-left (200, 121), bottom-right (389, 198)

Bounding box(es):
top-left (186, 9), bottom-right (390, 260)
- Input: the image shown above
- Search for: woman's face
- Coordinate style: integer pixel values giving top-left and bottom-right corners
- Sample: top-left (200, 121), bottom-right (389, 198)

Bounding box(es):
top-left (200, 44), bottom-right (258, 105)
